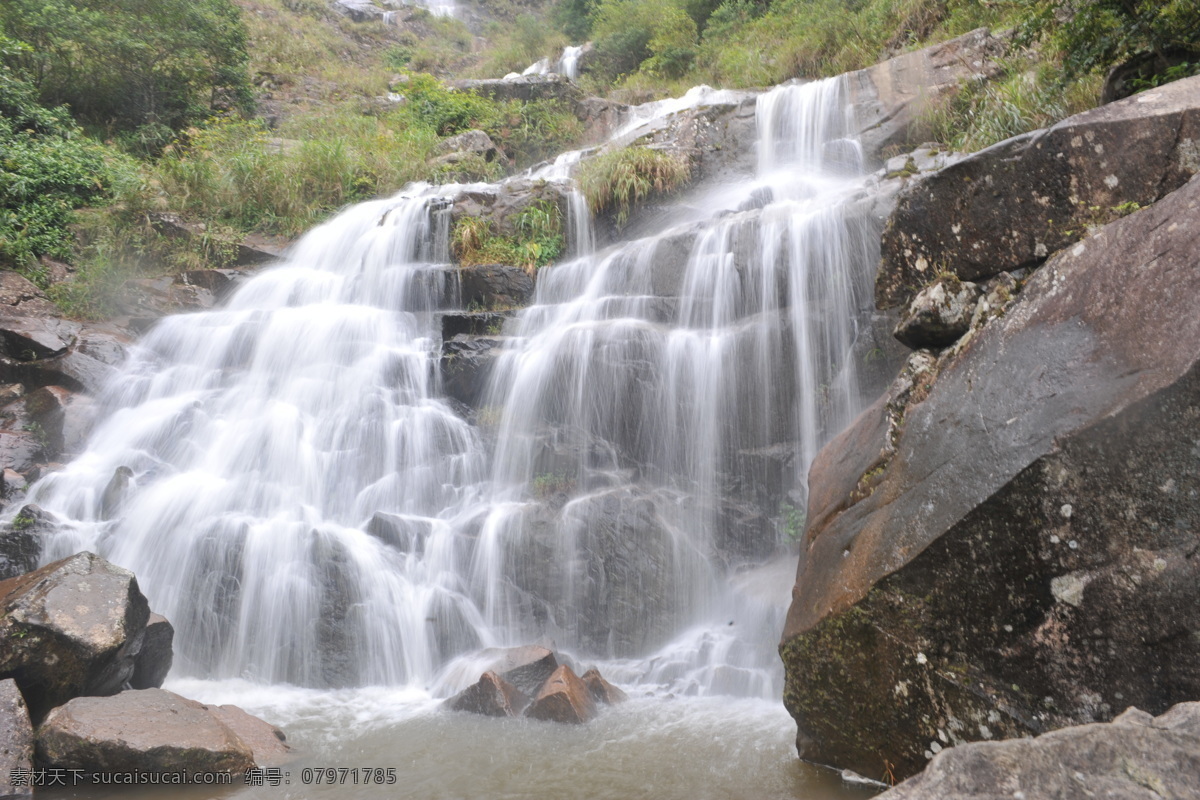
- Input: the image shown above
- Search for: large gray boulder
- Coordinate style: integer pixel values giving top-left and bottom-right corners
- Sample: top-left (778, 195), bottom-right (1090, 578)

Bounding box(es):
top-left (780, 172), bottom-right (1200, 782)
top-left (877, 73), bottom-right (1200, 308)
top-left (36, 689), bottom-right (289, 774)
top-left (0, 679), bottom-right (33, 797)
top-left (880, 703), bottom-right (1200, 800)
top-left (129, 613), bottom-right (174, 690)
top-left (0, 553), bottom-right (149, 721)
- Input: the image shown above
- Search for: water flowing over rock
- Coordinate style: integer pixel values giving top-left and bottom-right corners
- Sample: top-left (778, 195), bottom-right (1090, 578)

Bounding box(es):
top-left (877, 73), bottom-right (1200, 309)
top-left (879, 703), bottom-right (1200, 800)
top-left (13, 72), bottom-right (887, 718)
top-left (36, 689), bottom-right (287, 774)
top-left (781, 171), bottom-right (1200, 781)
top-left (0, 552), bottom-right (149, 722)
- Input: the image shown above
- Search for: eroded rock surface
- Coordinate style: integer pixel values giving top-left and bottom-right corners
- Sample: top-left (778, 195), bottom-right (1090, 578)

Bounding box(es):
top-left (0, 679), bottom-right (33, 797)
top-left (781, 173), bottom-right (1200, 782)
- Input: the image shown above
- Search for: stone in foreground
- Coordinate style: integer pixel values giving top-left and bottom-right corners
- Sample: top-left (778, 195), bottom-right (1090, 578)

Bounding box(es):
top-left (0, 679), bottom-right (33, 797)
top-left (525, 665), bottom-right (596, 724)
top-left (36, 689), bottom-right (287, 774)
top-left (0, 552), bottom-right (149, 721)
top-left (445, 671), bottom-right (529, 717)
top-left (879, 703), bottom-right (1200, 800)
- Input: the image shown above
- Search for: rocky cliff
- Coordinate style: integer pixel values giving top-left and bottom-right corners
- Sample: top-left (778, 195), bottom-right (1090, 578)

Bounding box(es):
top-left (780, 75), bottom-right (1200, 783)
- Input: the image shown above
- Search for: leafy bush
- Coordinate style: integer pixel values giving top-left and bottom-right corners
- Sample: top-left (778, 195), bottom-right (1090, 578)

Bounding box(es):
top-left (0, 44), bottom-right (126, 269)
top-left (1017, 0), bottom-right (1200, 79)
top-left (577, 146), bottom-right (691, 227)
top-left (0, 0), bottom-right (253, 143)
top-left (590, 0), bottom-right (699, 81)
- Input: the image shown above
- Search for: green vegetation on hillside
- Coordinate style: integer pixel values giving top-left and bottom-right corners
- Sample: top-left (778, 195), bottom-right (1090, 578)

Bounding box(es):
top-left (2, 0), bottom-right (1198, 319)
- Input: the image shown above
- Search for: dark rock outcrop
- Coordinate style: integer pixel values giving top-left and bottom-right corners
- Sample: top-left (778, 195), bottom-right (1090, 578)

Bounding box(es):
top-left (877, 73), bottom-right (1200, 308)
top-left (441, 334), bottom-right (504, 408)
top-left (129, 613), bottom-right (174, 690)
top-left (0, 506), bottom-right (57, 581)
top-left (880, 703), bottom-right (1200, 800)
top-left (0, 679), bottom-right (33, 797)
top-left (485, 645), bottom-right (560, 699)
top-left (453, 75), bottom-right (582, 106)
top-left (458, 264), bottom-right (534, 310)
top-left (35, 689), bottom-right (287, 774)
top-left (781, 173), bottom-right (1200, 782)
top-left (0, 552), bottom-right (150, 721)
top-left (525, 664), bottom-right (596, 724)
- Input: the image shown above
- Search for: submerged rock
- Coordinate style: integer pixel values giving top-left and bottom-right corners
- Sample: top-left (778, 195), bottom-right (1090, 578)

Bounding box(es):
top-left (36, 689), bottom-right (288, 774)
top-left (581, 668), bottom-right (627, 705)
top-left (0, 552), bottom-right (149, 721)
top-left (525, 665), bottom-right (596, 724)
top-left (781, 173), bottom-right (1200, 781)
top-left (0, 679), bottom-right (33, 798)
top-left (879, 703), bottom-right (1200, 800)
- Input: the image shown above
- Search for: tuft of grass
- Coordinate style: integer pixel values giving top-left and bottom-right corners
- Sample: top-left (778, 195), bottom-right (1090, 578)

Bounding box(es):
top-left (922, 56), bottom-right (1102, 153)
top-left (452, 200), bottom-right (564, 275)
top-left (577, 146), bottom-right (691, 227)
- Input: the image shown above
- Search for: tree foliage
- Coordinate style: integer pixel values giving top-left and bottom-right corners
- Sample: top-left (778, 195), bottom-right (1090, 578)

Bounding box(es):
top-left (0, 0), bottom-right (253, 148)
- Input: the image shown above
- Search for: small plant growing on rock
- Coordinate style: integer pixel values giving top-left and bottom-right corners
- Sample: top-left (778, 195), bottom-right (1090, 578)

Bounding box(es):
top-left (577, 146), bottom-right (691, 228)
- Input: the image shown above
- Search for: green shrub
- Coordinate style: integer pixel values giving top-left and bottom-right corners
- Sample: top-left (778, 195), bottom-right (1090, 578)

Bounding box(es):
top-left (0, 0), bottom-right (253, 144)
top-left (0, 44), bottom-right (126, 270)
top-left (577, 146), bottom-right (691, 227)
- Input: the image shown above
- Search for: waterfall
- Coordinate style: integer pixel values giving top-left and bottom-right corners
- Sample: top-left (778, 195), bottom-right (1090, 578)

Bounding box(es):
top-left (22, 77), bottom-right (877, 703)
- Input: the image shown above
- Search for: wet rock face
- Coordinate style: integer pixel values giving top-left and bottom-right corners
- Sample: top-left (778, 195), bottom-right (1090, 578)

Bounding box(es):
top-left (458, 265), bottom-right (534, 310)
top-left (879, 703), bottom-right (1200, 800)
top-left (445, 671), bottom-right (529, 717)
top-left (781, 174), bottom-right (1200, 782)
top-left (0, 506), bottom-right (58, 581)
top-left (0, 679), bottom-right (33, 798)
top-left (35, 689), bottom-right (287, 774)
top-left (0, 552), bottom-right (150, 722)
top-left (129, 613), bottom-right (174, 690)
top-left (877, 73), bottom-right (1200, 309)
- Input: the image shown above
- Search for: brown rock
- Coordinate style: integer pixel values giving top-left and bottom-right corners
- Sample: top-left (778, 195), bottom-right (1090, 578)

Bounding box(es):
top-left (0, 679), bottom-right (33, 797)
top-left (35, 689), bottom-right (253, 775)
top-left (581, 668), bottom-right (627, 704)
top-left (210, 704), bottom-right (291, 766)
top-left (0, 274), bottom-right (56, 317)
top-left (525, 665), bottom-right (596, 724)
top-left (0, 315), bottom-right (79, 361)
top-left (877, 73), bottom-right (1200, 309)
top-left (444, 671), bottom-right (529, 717)
top-left (0, 552), bottom-right (150, 722)
top-left (780, 173), bottom-right (1200, 781)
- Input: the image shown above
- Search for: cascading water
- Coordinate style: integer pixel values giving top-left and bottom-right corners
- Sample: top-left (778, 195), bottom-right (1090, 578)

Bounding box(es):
top-left (20, 77), bottom-right (881, 799)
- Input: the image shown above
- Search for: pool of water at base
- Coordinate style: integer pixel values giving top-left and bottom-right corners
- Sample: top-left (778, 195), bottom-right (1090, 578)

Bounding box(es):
top-left (39, 680), bottom-right (879, 800)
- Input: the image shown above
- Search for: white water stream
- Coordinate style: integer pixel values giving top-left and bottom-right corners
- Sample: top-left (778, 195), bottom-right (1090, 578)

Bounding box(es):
top-left (25, 78), bottom-right (880, 799)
